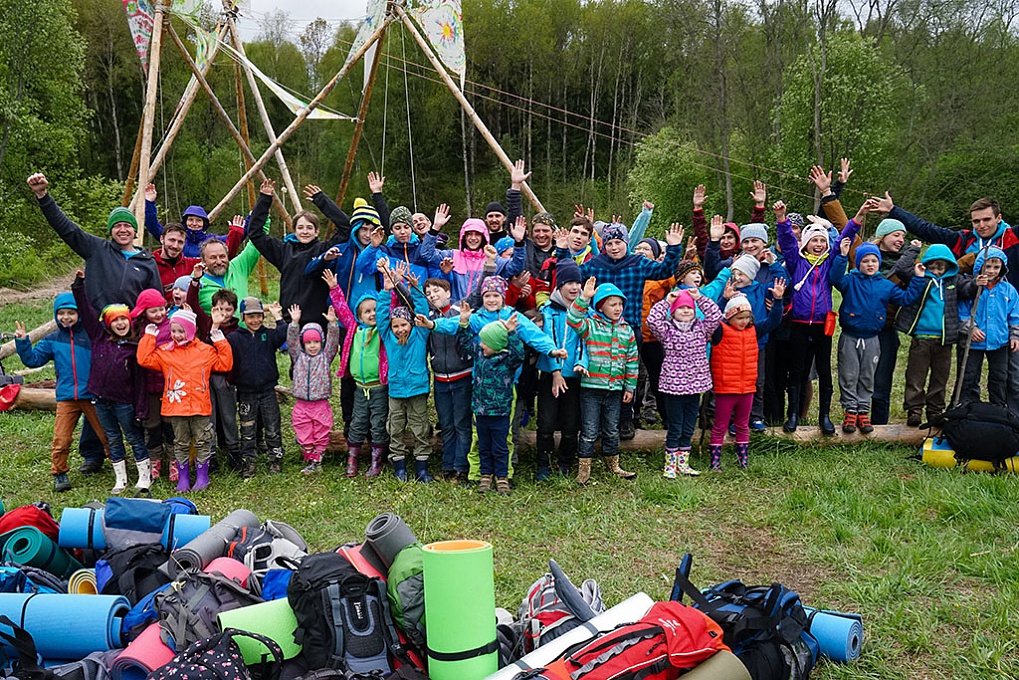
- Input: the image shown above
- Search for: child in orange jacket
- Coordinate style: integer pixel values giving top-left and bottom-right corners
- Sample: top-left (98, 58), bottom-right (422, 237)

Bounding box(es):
top-left (136, 308), bottom-right (233, 492)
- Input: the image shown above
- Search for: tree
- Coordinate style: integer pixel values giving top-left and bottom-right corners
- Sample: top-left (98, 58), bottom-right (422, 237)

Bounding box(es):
top-left (627, 126), bottom-right (713, 231)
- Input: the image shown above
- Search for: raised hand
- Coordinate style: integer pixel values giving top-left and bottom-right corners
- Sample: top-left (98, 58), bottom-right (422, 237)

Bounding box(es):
top-left (688, 286), bottom-right (702, 300)
top-left (440, 257), bottom-right (454, 275)
top-left (808, 166), bottom-right (832, 194)
top-left (762, 250), bottom-right (776, 265)
top-left (14, 321), bottom-right (27, 339)
top-left (302, 184), bottom-right (321, 199)
top-left (770, 277), bottom-right (787, 299)
top-left (684, 237), bottom-right (698, 260)
top-left (229, 214), bottom-right (245, 229)
top-left (553, 227), bottom-right (570, 249)
top-left (260, 178), bottom-right (275, 195)
top-left (611, 214), bottom-right (623, 225)
top-left (323, 246), bottom-right (341, 262)
top-left (288, 304), bottom-right (302, 323)
top-left (873, 192), bottom-right (894, 213)
top-left (910, 239), bottom-right (923, 248)
top-left (503, 314), bottom-right (519, 333)
top-left (433, 203), bottom-right (451, 231)
top-left (914, 262), bottom-right (926, 278)
top-left (322, 269), bottom-right (338, 290)
top-left (510, 159), bottom-right (531, 188)
top-left (458, 300), bottom-right (472, 325)
top-left (393, 260), bottom-right (410, 283)
top-left (751, 180), bottom-right (767, 206)
top-left (509, 215), bottom-right (527, 242)
top-left (665, 222), bottom-right (685, 246)
top-left (415, 314), bottom-right (435, 329)
top-left (370, 226), bottom-right (385, 248)
top-left (144, 183), bottom-right (157, 202)
top-left (839, 237), bottom-right (851, 257)
top-left (772, 201), bottom-right (787, 222)
top-left (838, 158), bottom-right (853, 184)
top-left (722, 279), bottom-right (736, 300)
top-left (145, 324), bottom-right (159, 336)
top-left (192, 262), bottom-right (205, 279)
top-left (367, 171), bottom-right (385, 194)
top-left (210, 306), bottom-right (226, 328)
top-left (484, 244), bottom-right (498, 263)
top-left (581, 277), bottom-right (597, 300)
top-left (642, 200), bottom-right (655, 211)
top-left (324, 306), bottom-right (338, 323)
top-left (709, 215), bottom-right (725, 241)
top-left (265, 301), bottom-right (283, 320)
top-left (693, 184), bottom-right (706, 210)
top-left (26, 173), bottom-right (49, 199)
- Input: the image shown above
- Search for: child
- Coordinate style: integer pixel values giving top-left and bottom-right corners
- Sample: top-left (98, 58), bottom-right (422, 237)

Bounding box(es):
top-left (959, 246), bottom-right (1019, 407)
top-left (894, 244), bottom-right (967, 426)
top-left (419, 216), bottom-right (528, 302)
top-left (535, 260), bottom-right (586, 479)
top-left (421, 277), bottom-right (473, 481)
top-left (227, 297), bottom-right (288, 477)
top-left (15, 293), bottom-right (110, 492)
top-left (130, 288), bottom-right (174, 480)
top-left (376, 261), bottom-right (433, 481)
top-left (72, 272), bottom-right (150, 494)
top-left (327, 269), bottom-right (390, 478)
top-left (457, 307), bottom-right (524, 494)
top-left (288, 303), bottom-right (341, 474)
top-left (709, 283), bottom-right (785, 471)
top-left (357, 206), bottom-right (442, 285)
top-left (169, 276), bottom-right (190, 315)
top-left (567, 277), bottom-right (639, 484)
top-left (830, 239), bottom-right (925, 433)
top-left (136, 308), bottom-right (233, 492)
top-left (647, 288), bottom-right (722, 478)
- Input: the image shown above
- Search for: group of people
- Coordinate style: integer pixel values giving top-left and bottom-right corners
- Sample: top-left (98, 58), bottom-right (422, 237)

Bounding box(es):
top-left (15, 157), bottom-right (1017, 494)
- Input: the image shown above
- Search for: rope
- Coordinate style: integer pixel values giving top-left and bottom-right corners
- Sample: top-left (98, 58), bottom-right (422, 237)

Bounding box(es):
top-left (401, 25), bottom-right (418, 212)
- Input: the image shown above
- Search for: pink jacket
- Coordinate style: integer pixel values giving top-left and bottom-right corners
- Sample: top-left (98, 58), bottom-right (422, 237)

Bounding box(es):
top-left (328, 286), bottom-right (389, 384)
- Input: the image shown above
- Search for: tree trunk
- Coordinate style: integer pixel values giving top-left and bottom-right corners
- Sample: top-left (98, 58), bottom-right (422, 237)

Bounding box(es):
top-left (107, 44), bottom-right (124, 181)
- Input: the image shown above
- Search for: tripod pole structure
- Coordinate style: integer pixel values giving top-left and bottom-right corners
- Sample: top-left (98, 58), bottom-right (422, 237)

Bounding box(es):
top-left (133, 0), bottom-right (169, 243)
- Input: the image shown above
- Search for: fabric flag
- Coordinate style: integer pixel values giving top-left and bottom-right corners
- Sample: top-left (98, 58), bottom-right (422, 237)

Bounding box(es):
top-left (408, 0), bottom-right (465, 84)
top-left (344, 0), bottom-right (388, 71)
top-left (192, 24), bottom-right (217, 72)
top-left (243, 56), bottom-right (353, 120)
top-left (170, 0), bottom-right (203, 20)
top-left (123, 0), bottom-right (155, 70)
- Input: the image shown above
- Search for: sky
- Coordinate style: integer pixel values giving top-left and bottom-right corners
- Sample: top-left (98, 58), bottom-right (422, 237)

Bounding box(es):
top-left (234, 0), bottom-right (370, 41)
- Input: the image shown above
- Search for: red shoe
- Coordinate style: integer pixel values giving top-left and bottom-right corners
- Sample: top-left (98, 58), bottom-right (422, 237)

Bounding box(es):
top-left (856, 412), bottom-right (873, 434)
top-left (842, 413), bottom-right (857, 433)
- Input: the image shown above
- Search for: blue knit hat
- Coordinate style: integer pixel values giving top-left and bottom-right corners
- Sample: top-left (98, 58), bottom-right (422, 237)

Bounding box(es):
top-left (555, 259), bottom-right (583, 288)
top-left (494, 236), bottom-right (516, 254)
top-left (855, 242), bottom-right (882, 269)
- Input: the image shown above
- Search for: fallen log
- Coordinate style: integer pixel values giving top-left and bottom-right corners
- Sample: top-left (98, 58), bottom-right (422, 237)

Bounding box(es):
top-left (9, 387), bottom-right (57, 411)
top-left (0, 321), bottom-right (57, 361)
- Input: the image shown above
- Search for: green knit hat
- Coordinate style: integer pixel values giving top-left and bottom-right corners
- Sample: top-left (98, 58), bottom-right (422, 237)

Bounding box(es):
top-left (390, 206), bottom-right (413, 229)
top-left (479, 320), bottom-right (508, 353)
top-left (107, 207), bottom-right (138, 233)
top-left (874, 218), bottom-right (906, 240)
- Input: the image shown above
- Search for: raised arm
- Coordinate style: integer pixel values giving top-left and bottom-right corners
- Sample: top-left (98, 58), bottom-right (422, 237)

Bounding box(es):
top-left (247, 184), bottom-right (286, 267)
top-left (27, 174), bottom-right (101, 260)
top-left (71, 273), bottom-right (101, 341)
top-left (144, 184), bottom-right (164, 240)
top-left (873, 192), bottom-right (961, 249)
top-left (628, 202), bottom-right (653, 249)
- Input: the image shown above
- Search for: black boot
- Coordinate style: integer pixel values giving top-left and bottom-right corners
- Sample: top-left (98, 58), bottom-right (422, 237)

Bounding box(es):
top-left (818, 389), bottom-right (836, 435)
top-left (784, 385), bottom-right (800, 433)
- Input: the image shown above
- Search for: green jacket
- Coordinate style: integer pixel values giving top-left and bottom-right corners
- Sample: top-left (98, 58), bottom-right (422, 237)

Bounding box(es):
top-left (565, 295), bottom-right (638, 393)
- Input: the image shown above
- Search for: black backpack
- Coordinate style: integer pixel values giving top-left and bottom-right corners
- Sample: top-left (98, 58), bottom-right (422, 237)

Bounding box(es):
top-left (938, 401), bottom-right (1019, 470)
top-left (0, 616), bottom-right (111, 680)
top-left (98, 543), bottom-right (172, 606)
top-left (286, 552), bottom-right (407, 675)
top-left (146, 629), bottom-right (282, 680)
top-left (156, 569), bottom-right (264, 651)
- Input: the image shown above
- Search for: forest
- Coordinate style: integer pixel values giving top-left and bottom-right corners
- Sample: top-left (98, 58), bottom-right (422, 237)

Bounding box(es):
top-left (1, 0), bottom-right (1018, 286)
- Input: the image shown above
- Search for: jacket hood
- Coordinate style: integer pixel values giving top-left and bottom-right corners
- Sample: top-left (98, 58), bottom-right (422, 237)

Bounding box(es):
top-left (921, 244), bottom-right (959, 278)
top-left (181, 205), bottom-right (210, 230)
top-left (459, 219), bottom-right (490, 249)
top-left (975, 246), bottom-right (1009, 277)
top-left (386, 233), bottom-right (421, 248)
top-left (53, 292), bottom-right (77, 319)
top-left (353, 293), bottom-right (378, 328)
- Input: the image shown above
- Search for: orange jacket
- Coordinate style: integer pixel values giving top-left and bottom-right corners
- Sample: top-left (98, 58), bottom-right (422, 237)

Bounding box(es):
top-left (137, 333), bottom-right (233, 417)
top-left (641, 277), bottom-right (676, 343)
top-left (710, 322), bottom-right (759, 395)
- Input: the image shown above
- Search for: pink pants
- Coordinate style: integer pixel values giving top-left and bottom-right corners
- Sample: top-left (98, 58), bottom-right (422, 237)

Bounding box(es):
top-left (292, 399), bottom-right (334, 462)
top-left (711, 393), bottom-right (753, 446)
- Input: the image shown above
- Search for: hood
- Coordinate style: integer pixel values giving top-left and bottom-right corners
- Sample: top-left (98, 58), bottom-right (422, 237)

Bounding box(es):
top-left (592, 283), bottom-right (626, 311)
top-left (975, 220), bottom-right (1007, 249)
top-left (974, 246), bottom-right (1009, 278)
top-left (353, 293), bottom-right (378, 329)
top-left (181, 205), bottom-right (210, 231)
top-left (386, 233), bottom-right (421, 248)
top-left (921, 244), bottom-right (958, 278)
top-left (459, 219), bottom-right (490, 249)
top-left (53, 292), bottom-right (78, 322)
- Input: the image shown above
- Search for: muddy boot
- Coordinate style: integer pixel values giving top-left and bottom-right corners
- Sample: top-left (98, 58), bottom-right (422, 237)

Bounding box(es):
top-left (676, 447), bottom-right (700, 476)
top-left (604, 455), bottom-right (637, 480)
top-left (175, 462), bottom-right (191, 492)
top-left (366, 444), bottom-right (385, 478)
top-left (111, 460), bottom-right (128, 495)
top-left (577, 458), bottom-right (592, 485)
top-left (192, 461), bottom-right (210, 491)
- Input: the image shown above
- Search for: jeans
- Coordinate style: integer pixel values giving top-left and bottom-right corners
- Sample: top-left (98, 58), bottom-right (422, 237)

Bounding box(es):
top-left (435, 378), bottom-right (472, 473)
top-left (662, 393), bottom-right (701, 449)
top-left (94, 399), bottom-right (149, 464)
top-left (536, 373), bottom-right (580, 471)
top-left (238, 389), bottom-right (284, 463)
top-left (620, 332), bottom-right (643, 424)
top-left (78, 419), bottom-right (106, 465)
top-left (476, 414), bottom-right (510, 477)
top-left (579, 388), bottom-right (622, 459)
top-left (871, 328), bottom-right (900, 424)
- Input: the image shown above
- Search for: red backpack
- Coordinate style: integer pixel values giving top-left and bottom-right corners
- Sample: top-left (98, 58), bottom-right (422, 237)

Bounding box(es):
top-left (519, 601), bottom-right (729, 680)
top-left (0, 503), bottom-right (60, 542)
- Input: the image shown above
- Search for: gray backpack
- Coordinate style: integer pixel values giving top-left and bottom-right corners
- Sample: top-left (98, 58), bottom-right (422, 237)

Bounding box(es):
top-left (155, 569), bottom-right (263, 651)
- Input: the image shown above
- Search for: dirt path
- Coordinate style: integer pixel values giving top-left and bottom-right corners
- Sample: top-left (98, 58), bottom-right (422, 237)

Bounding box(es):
top-left (0, 270), bottom-right (76, 306)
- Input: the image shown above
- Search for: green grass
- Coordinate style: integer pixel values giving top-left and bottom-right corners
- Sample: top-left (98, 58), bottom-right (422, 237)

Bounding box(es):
top-left (2, 285), bottom-right (1018, 679)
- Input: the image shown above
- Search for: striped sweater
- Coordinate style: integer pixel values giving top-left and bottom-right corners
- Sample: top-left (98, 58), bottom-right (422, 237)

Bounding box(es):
top-left (566, 296), bottom-right (638, 393)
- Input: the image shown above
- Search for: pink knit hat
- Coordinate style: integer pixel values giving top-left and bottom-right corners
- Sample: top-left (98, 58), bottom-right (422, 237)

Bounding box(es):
top-left (169, 309), bottom-right (197, 343)
top-left (670, 290), bottom-right (695, 315)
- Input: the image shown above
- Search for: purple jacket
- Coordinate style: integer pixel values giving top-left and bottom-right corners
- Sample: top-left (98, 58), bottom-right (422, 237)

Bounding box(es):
top-left (777, 218), bottom-right (861, 323)
top-left (646, 296), bottom-right (721, 396)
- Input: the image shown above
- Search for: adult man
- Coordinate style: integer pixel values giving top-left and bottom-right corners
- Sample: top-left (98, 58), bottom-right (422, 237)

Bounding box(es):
top-left (194, 228), bottom-right (263, 313)
top-left (488, 160), bottom-right (529, 242)
top-left (144, 183), bottom-right (239, 259)
top-left (152, 224), bottom-right (199, 302)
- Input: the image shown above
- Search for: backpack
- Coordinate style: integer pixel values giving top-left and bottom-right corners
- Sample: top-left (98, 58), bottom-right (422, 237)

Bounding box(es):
top-left (938, 401), bottom-right (1019, 470)
top-left (385, 544), bottom-right (426, 654)
top-left (163, 498), bottom-right (198, 516)
top-left (0, 616), bottom-right (112, 680)
top-left (517, 601), bottom-right (727, 680)
top-left (227, 521), bottom-right (308, 576)
top-left (0, 504), bottom-right (59, 543)
top-left (156, 569), bottom-right (264, 651)
top-left (670, 554), bottom-right (819, 680)
top-left (287, 552), bottom-right (408, 675)
top-left (97, 543), bottom-right (172, 606)
top-left (146, 629), bottom-right (282, 680)
top-left (516, 560), bottom-right (603, 657)
top-left (102, 498), bottom-right (170, 552)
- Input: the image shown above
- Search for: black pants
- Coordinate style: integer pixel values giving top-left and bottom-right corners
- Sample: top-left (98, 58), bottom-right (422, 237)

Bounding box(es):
top-left (341, 375), bottom-right (355, 431)
top-left (640, 341), bottom-right (668, 423)
top-left (536, 373), bottom-right (581, 471)
top-left (789, 323), bottom-right (833, 418)
top-left (620, 333), bottom-right (643, 424)
top-left (961, 346), bottom-right (1010, 407)
top-left (238, 390), bottom-right (284, 463)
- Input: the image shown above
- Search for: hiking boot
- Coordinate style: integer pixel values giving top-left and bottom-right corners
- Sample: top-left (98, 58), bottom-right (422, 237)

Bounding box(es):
top-left (663, 448), bottom-right (677, 479)
top-left (907, 412), bottom-right (922, 427)
top-left (709, 445), bottom-right (722, 472)
top-left (192, 461), bottom-right (210, 491)
top-left (478, 474), bottom-right (493, 493)
top-left (392, 458), bottom-right (408, 481)
top-left (366, 445), bottom-right (385, 478)
top-left (536, 467), bottom-right (552, 482)
top-left (175, 462), bottom-right (191, 493)
top-left (79, 459), bottom-right (104, 475)
top-left (135, 459), bottom-right (152, 492)
top-left (495, 477), bottom-right (511, 496)
top-left (619, 420), bottom-right (636, 441)
top-left (301, 462), bottom-right (322, 475)
top-left (856, 412), bottom-right (874, 434)
top-left (604, 455), bottom-right (637, 480)
top-left (346, 446), bottom-right (359, 477)
top-left (750, 419), bottom-right (767, 433)
top-left (53, 472), bottom-right (71, 492)
top-left (676, 447), bottom-right (700, 477)
top-left (735, 442), bottom-right (750, 470)
top-left (577, 458), bottom-right (592, 485)
top-left (414, 460), bottom-right (434, 483)
top-left (268, 459), bottom-right (282, 475)
top-left (842, 412), bottom-right (858, 434)
top-left (111, 460), bottom-right (128, 495)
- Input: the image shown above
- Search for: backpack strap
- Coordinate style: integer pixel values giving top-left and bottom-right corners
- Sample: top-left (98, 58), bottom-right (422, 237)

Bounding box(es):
top-left (669, 564), bottom-right (711, 610)
top-left (0, 615), bottom-right (42, 670)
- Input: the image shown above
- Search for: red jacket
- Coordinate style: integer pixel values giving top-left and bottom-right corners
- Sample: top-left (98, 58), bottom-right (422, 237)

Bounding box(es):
top-left (710, 322), bottom-right (759, 395)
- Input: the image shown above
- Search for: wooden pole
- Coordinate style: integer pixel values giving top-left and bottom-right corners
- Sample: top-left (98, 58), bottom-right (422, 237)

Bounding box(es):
top-left (121, 124), bottom-right (145, 207)
top-left (133, 0), bottom-right (168, 244)
top-left (398, 8), bottom-right (545, 212)
top-left (335, 30), bottom-right (387, 207)
top-left (227, 20), bottom-right (303, 215)
top-left (166, 23), bottom-right (292, 229)
top-left (208, 18), bottom-right (392, 222)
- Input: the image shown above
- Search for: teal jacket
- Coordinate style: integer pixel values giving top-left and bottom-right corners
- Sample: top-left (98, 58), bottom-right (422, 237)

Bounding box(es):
top-left (376, 286), bottom-right (431, 398)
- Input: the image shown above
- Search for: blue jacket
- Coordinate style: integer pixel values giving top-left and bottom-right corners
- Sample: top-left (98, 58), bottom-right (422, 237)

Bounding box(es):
top-left (960, 247), bottom-right (1019, 351)
top-left (434, 306), bottom-right (558, 357)
top-left (145, 202), bottom-right (221, 259)
top-left (731, 261), bottom-right (785, 348)
top-left (16, 293), bottom-right (94, 401)
top-left (829, 253), bottom-right (926, 339)
top-left (894, 244), bottom-right (964, 342)
top-left (457, 326), bottom-right (524, 416)
top-left (536, 291), bottom-right (587, 377)
top-left (376, 286), bottom-right (431, 398)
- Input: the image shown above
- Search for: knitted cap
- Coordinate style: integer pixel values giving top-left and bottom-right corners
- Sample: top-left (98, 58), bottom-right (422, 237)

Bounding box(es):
top-left (301, 322), bottom-right (323, 343)
top-left (131, 288), bottom-right (166, 318)
top-left (799, 222), bottom-right (832, 253)
top-left (740, 223), bottom-right (769, 244)
top-left (479, 320), bottom-right (509, 353)
top-left (731, 254), bottom-right (761, 281)
top-left (390, 206), bottom-right (413, 229)
top-left (787, 213), bottom-right (805, 229)
top-left (107, 207), bottom-right (138, 233)
top-left (670, 290), bottom-right (695, 315)
top-left (494, 236), bottom-right (516, 254)
top-left (169, 309), bottom-right (197, 342)
top-left (874, 218), bottom-right (906, 240)
top-left (724, 294), bottom-right (752, 320)
top-left (855, 242), bottom-right (882, 269)
top-left (390, 306), bottom-right (414, 323)
top-left (602, 223), bottom-right (628, 244)
top-left (555, 259), bottom-right (582, 288)
top-left (481, 276), bottom-right (508, 297)
top-left (484, 201), bottom-right (506, 216)
top-left (173, 275), bottom-right (192, 292)
top-left (239, 297), bottom-right (263, 315)
top-left (674, 259), bottom-right (703, 282)
top-left (532, 211), bottom-right (556, 228)
top-left (101, 304), bottom-right (131, 325)
top-left (351, 198), bottom-right (381, 228)
top-left (638, 237), bottom-right (662, 258)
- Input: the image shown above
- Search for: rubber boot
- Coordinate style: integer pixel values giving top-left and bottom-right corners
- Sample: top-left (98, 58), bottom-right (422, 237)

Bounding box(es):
top-left (663, 448), bottom-right (677, 479)
top-left (478, 474), bottom-right (494, 493)
top-left (536, 467), bottom-right (552, 482)
top-left (149, 446), bottom-right (162, 480)
top-left (735, 442), bottom-right (749, 470)
top-left (192, 460), bottom-right (210, 491)
top-left (414, 459), bottom-right (434, 483)
top-left (604, 455), bottom-right (637, 480)
top-left (676, 447), bottom-right (700, 477)
top-left (784, 385), bottom-right (800, 433)
top-left (111, 460), bottom-right (128, 495)
top-left (818, 390), bottom-right (836, 435)
top-left (709, 445), bottom-right (723, 472)
top-left (169, 456), bottom-right (179, 483)
top-left (346, 444), bottom-right (360, 478)
top-left (392, 458), bottom-right (408, 481)
top-left (135, 459), bottom-right (152, 492)
top-left (577, 458), bottom-right (592, 485)
top-left (366, 445), bottom-right (385, 478)
top-left (175, 462), bottom-right (191, 492)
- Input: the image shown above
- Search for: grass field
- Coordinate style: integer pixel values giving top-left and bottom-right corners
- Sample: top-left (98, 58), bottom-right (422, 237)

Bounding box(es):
top-left (2, 278), bottom-right (1017, 679)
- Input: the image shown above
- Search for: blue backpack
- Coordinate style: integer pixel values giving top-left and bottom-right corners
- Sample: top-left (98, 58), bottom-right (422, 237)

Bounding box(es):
top-left (671, 554), bottom-right (819, 680)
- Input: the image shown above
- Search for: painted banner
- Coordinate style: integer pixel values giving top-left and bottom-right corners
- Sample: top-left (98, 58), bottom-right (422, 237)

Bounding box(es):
top-left (123, 0), bottom-right (155, 69)
top-left (344, 0), bottom-right (387, 71)
top-left (408, 0), bottom-right (465, 83)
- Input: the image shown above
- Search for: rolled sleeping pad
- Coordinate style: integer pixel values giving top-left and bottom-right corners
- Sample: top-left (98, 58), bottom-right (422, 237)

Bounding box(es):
top-left (1, 526), bottom-right (83, 579)
top-left (920, 437), bottom-right (1019, 473)
top-left (803, 607), bottom-right (863, 663)
top-left (110, 622), bottom-right (175, 680)
top-left (423, 540), bottom-right (497, 680)
top-left (483, 592), bottom-right (655, 680)
top-left (58, 507), bottom-right (107, 551)
top-left (165, 509), bottom-right (259, 577)
top-left (161, 513), bottom-right (211, 551)
top-left (204, 557), bottom-right (251, 588)
top-left (680, 649), bottom-right (752, 680)
top-left (216, 597), bottom-right (303, 663)
top-left (0, 593), bottom-right (129, 659)
top-left (68, 569), bottom-right (98, 595)
top-left (364, 513), bottom-right (418, 572)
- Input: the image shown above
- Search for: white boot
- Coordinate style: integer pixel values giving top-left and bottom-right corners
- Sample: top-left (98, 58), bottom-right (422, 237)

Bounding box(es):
top-left (111, 460), bottom-right (128, 494)
top-left (135, 459), bottom-right (152, 491)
